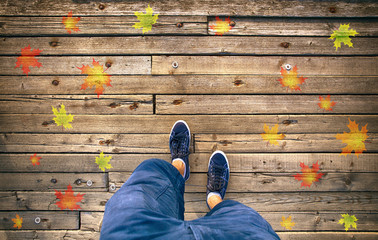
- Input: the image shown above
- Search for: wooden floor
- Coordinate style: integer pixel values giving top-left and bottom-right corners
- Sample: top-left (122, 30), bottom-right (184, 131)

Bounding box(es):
top-left (0, 0), bottom-right (378, 239)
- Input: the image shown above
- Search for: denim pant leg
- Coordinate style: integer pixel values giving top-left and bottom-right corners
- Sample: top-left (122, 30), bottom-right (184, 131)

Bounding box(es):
top-left (100, 158), bottom-right (195, 240)
top-left (188, 200), bottom-right (280, 240)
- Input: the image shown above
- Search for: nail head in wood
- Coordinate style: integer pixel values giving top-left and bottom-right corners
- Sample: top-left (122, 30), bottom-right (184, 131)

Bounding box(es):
top-left (99, 4), bottom-right (106, 10)
top-left (34, 217), bottom-right (41, 224)
top-left (52, 80), bottom-right (59, 86)
top-left (329, 6), bottom-right (336, 13)
top-left (176, 22), bottom-right (183, 28)
top-left (50, 178), bottom-right (57, 184)
top-left (229, 21), bottom-right (236, 27)
top-left (172, 61), bottom-right (179, 69)
top-left (284, 64), bottom-right (292, 71)
top-left (87, 180), bottom-right (93, 187)
top-left (110, 184), bottom-right (116, 191)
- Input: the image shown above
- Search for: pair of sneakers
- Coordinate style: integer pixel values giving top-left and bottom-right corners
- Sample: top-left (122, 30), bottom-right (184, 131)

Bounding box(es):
top-left (169, 120), bottom-right (229, 210)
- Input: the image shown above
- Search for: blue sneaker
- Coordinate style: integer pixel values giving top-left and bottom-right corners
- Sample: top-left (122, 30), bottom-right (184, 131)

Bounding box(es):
top-left (169, 120), bottom-right (191, 181)
top-left (206, 150), bottom-right (230, 209)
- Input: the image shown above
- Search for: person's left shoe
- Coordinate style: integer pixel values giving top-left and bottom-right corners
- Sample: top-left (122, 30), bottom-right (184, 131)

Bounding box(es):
top-left (169, 120), bottom-right (191, 181)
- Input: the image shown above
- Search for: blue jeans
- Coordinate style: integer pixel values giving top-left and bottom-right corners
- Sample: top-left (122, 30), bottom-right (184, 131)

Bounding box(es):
top-left (101, 158), bottom-right (280, 240)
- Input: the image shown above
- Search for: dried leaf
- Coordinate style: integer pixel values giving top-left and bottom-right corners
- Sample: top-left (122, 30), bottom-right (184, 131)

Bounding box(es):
top-left (338, 214), bottom-right (358, 231)
top-left (30, 153), bottom-right (41, 166)
top-left (132, 5), bottom-right (159, 33)
top-left (329, 24), bottom-right (359, 51)
top-left (12, 214), bottom-right (23, 229)
top-left (293, 161), bottom-right (324, 188)
top-left (77, 58), bottom-right (112, 98)
top-left (335, 118), bottom-right (368, 158)
top-left (95, 151), bottom-right (113, 172)
top-left (277, 65), bottom-right (307, 91)
top-left (261, 124), bottom-right (285, 146)
top-left (210, 17), bottom-right (233, 36)
top-left (15, 45), bottom-right (42, 76)
top-left (62, 11), bottom-right (80, 33)
top-left (52, 104), bottom-right (74, 129)
top-left (55, 184), bottom-right (85, 210)
top-left (280, 216), bottom-right (295, 230)
top-left (318, 95), bottom-right (336, 111)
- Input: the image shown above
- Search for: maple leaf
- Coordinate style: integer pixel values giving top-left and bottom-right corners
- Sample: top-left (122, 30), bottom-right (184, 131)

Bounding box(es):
top-left (52, 104), bottom-right (74, 129)
top-left (77, 58), bottom-right (112, 98)
top-left (210, 17), bottom-right (233, 36)
top-left (335, 118), bottom-right (368, 158)
top-left (280, 216), bottom-right (295, 230)
top-left (277, 65), bottom-right (307, 91)
top-left (30, 153), bottom-right (41, 166)
top-left (293, 161), bottom-right (324, 188)
top-left (329, 24), bottom-right (359, 51)
top-left (12, 214), bottom-right (23, 229)
top-left (318, 95), bottom-right (336, 111)
top-left (338, 214), bottom-right (358, 231)
top-left (55, 184), bottom-right (85, 210)
top-left (95, 151), bottom-right (113, 172)
top-left (261, 124), bottom-right (285, 146)
top-left (15, 45), bottom-right (42, 76)
top-left (132, 5), bottom-right (159, 33)
top-left (62, 11), bottom-right (80, 34)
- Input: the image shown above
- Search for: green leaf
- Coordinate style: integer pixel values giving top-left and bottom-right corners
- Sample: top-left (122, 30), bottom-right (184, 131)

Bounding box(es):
top-left (132, 4), bottom-right (159, 33)
top-left (52, 104), bottom-right (74, 129)
top-left (338, 214), bottom-right (358, 231)
top-left (329, 24), bottom-right (359, 51)
top-left (95, 152), bottom-right (113, 172)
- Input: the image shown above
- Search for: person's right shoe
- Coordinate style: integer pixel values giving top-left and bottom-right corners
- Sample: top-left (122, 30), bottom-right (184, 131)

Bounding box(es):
top-left (206, 150), bottom-right (230, 209)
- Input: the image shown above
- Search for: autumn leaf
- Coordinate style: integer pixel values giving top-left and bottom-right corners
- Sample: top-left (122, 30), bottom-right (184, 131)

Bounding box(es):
top-left (30, 153), bottom-right (41, 166)
top-left (77, 58), bottom-right (112, 98)
top-left (52, 104), bottom-right (74, 129)
top-left (280, 216), bottom-right (295, 230)
top-left (55, 184), bottom-right (85, 210)
top-left (293, 161), bottom-right (324, 188)
top-left (318, 95), bottom-right (336, 111)
top-left (261, 124), bottom-right (285, 146)
top-left (15, 45), bottom-right (42, 76)
top-left (329, 24), bottom-right (359, 51)
top-left (62, 11), bottom-right (80, 34)
top-left (338, 214), bottom-right (358, 231)
top-left (335, 118), bottom-right (368, 158)
top-left (210, 17), bottom-right (233, 36)
top-left (12, 214), bottom-right (23, 229)
top-left (96, 151), bottom-right (113, 172)
top-left (133, 5), bottom-right (159, 33)
top-left (277, 65), bottom-right (307, 91)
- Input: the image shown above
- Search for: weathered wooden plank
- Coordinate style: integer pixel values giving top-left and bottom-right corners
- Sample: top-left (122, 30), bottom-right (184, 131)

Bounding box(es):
top-left (0, 56), bottom-right (150, 75)
top-left (0, 230), bottom-right (100, 240)
top-left (0, 16), bottom-right (207, 35)
top-left (2, 191), bottom-right (377, 212)
top-left (0, 0), bottom-right (377, 17)
top-left (151, 56), bottom-right (378, 75)
top-left (0, 211), bottom-right (79, 230)
top-left (208, 17), bottom-right (378, 36)
top-left (195, 133), bottom-right (378, 153)
top-left (2, 114), bottom-right (378, 134)
top-left (1, 76), bottom-right (377, 95)
top-left (278, 232), bottom-right (378, 240)
top-left (81, 212), bottom-right (103, 232)
top-left (2, 37), bottom-right (378, 55)
top-left (110, 172), bottom-right (378, 192)
top-left (1, 153), bottom-right (377, 173)
top-left (0, 95), bottom-right (153, 115)
top-left (0, 173), bottom-right (106, 191)
top-left (157, 95), bottom-right (378, 114)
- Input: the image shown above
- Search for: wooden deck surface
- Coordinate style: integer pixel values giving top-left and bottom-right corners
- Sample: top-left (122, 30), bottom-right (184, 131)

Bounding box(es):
top-left (0, 0), bottom-right (377, 239)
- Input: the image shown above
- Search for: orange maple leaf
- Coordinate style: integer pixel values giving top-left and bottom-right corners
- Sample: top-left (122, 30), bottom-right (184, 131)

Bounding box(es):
top-left (318, 95), bottom-right (336, 111)
top-left (335, 118), bottom-right (368, 158)
top-left (277, 65), bottom-right (307, 91)
top-left (62, 11), bottom-right (80, 34)
top-left (293, 161), bottom-right (324, 188)
top-left (261, 124), bottom-right (286, 146)
top-left (30, 153), bottom-right (41, 166)
top-left (210, 17), bottom-right (233, 36)
top-left (77, 58), bottom-right (112, 98)
top-left (12, 214), bottom-right (23, 229)
top-left (55, 184), bottom-right (85, 210)
top-left (15, 45), bottom-right (42, 76)
top-left (280, 216), bottom-right (295, 230)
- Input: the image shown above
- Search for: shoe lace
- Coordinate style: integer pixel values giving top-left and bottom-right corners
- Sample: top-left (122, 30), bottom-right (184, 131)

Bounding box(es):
top-left (170, 131), bottom-right (190, 159)
top-left (207, 164), bottom-right (228, 192)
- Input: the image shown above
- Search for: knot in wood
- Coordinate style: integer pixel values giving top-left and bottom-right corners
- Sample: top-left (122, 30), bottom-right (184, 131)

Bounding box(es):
top-left (52, 80), bottom-right (59, 86)
top-left (129, 102), bottom-right (139, 110)
top-left (233, 79), bottom-right (244, 86)
top-left (329, 6), bottom-right (337, 13)
top-left (280, 42), bottom-right (290, 48)
top-left (345, 177), bottom-right (351, 185)
top-left (173, 99), bottom-right (183, 105)
top-left (105, 61), bottom-right (112, 68)
top-left (176, 22), bottom-right (183, 28)
top-left (99, 4), bottom-right (106, 10)
top-left (49, 41), bottom-right (59, 47)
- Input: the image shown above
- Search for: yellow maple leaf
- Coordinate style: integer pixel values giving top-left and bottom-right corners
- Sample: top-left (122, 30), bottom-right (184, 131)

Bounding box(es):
top-left (95, 151), bottom-right (113, 172)
top-left (338, 214), bottom-right (358, 231)
top-left (329, 24), bottom-right (359, 51)
top-left (133, 5), bottom-right (159, 33)
top-left (261, 124), bottom-right (285, 146)
top-left (62, 11), bottom-right (80, 34)
top-left (52, 104), bottom-right (74, 129)
top-left (210, 17), bottom-right (233, 36)
top-left (12, 214), bottom-right (23, 229)
top-left (277, 65), bottom-right (307, 91)
top-left (280, 216), bottom-right (295, 230)
top-left (335, 118), bottom-right (368, 158)
top-left (318, 95), bottom-right (336, 111)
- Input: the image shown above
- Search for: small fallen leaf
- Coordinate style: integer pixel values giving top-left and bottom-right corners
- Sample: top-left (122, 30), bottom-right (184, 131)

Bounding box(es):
top-left (52, 104), bottom-right (74, 129)
top-left (210, 17), bottom-right (233, 36)
top-left (280, 216), bottom-right (295, 230)
top-left (62, 11), bottom-right (80, 33)
top-left (96, 151), bottom-right (113, 172)
top-left (261, 124), bottom-right (285, 146)
top-left (132, 5), bottom-right (159, 33)
top-left (277, 65), bottom-right (307, 91)
top-left (30, 153), bottom-right (41, 166)
top-left (293, 161), bottom-right (324, 188)
top-left (335, 118), bottom-right (368, 157)
top-left (338, 214), bottom-right (358, 231)
top-left (318, 95), bottom-right (336, 111)
top-left (55, 184), bottom-right (85, 210)
top-left (12, 214), bottom-right (23, 229)
top-left (15, 45), bottom-right (42, 76)
top-left (329, 24), bottom-right (359, 51)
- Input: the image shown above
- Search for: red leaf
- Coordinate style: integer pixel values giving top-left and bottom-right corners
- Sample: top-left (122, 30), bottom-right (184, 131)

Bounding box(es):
top-left (15, 45), bottom-right (42, 76)
top-left (293, 161), bottom-right (324, 188)
top-left (55, 184), bottom-right (85, 210)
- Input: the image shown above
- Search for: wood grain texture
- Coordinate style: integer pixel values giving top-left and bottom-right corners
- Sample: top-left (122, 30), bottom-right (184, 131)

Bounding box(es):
top-left (152, 56), bottom-right (378, 75)
top-left (0, 95), bottom-right (153, 115)
top-left (2, 114), bottom-right (378, 134)
top-left (1, 75), bottom-right (377, 95)
top-left (0, 231), bottom-right (100, 240)
top-left (156, 95), bottom-right (378, 114)
top-left (1, 0), bottom-right (377, 17)
top-left (0, 56), bottom-right (150, 75)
